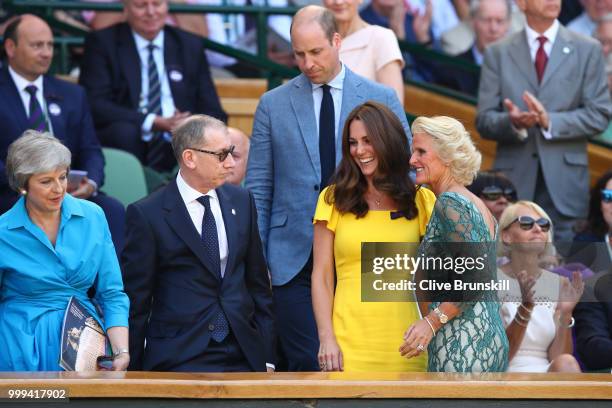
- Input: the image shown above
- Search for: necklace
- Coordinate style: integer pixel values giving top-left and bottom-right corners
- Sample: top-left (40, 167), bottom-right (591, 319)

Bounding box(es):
top-left (368, 190), bottom-right (383, 208)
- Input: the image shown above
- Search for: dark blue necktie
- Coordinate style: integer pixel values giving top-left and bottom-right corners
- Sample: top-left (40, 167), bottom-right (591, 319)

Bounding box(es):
top-left (196, 195), bottom-right (229, 343)
top-left (147, 43), bottom-right (162, 117)
top-left (319, 84), bottom-right (335, 188)
top-left (25, 85), bottom-right (48, 132)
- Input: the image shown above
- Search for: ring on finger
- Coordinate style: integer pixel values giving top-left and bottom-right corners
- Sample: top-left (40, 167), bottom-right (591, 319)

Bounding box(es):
top-left (416, 344), bottom-right (425, 352)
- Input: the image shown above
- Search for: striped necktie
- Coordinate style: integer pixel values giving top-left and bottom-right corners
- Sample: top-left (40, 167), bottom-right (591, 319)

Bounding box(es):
top-left (147, 43), bottom-right (162, 117)
top-left (25, 85), bottom-right (48, 132)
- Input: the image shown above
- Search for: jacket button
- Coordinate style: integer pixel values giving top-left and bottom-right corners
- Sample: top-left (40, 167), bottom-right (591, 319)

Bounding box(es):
top-left (208, 324), bottom-right (215, 331)
top-left (532, 153), bottom-right (538, 158)
top-left (314, 184), bottom-right (319, 191)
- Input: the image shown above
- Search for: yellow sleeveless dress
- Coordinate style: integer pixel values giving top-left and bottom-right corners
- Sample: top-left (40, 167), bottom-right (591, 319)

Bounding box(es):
top-left (313, 187), bottom-right (436, 372)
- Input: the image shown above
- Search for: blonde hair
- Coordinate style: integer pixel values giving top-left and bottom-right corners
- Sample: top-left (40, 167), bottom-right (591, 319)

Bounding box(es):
top-left (411, 116), bottom-right (481, 185)
top-left (497, 200), bottom-right (555, 258)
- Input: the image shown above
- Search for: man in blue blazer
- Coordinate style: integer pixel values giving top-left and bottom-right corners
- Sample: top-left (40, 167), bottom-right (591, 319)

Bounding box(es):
top-left (122, 115), bottom-right (275, 372)
top-left (0, 14), bottom-right (125, 252)
top-left (79, 0), bottom-right (227, 172)
top-left (245, 5), bottom-right (410, 371)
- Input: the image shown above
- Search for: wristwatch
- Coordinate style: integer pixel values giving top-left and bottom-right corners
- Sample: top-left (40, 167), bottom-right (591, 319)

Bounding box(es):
top-left (113, 348), bottom-right (130, 358)
top-left (433, 307), bottom-right (448, 324)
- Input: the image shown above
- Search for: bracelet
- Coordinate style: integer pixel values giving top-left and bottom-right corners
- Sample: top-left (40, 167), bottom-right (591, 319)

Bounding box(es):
top-left (424, 316), bottom-right (436, 337)
top-left (559, 316), bottom-right (575, 329)
top-left (515, 308), bottom-right (531, 322)
top-left (513, 316), bottom-right (528, 327)
top-left (519, 303), bottom-right (533, 314)
top-left (113, 348), bottom-right (130, 358)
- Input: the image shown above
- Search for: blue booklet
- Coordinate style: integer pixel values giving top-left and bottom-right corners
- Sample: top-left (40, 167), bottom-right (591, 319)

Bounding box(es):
top-left (59, 296), bottom-right (108, 371)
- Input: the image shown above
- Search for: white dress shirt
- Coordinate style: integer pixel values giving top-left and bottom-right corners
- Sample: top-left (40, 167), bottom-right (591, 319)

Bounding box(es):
top-left (132, 30), bottom-right (176, 142)
top-left (176, 171), bottom-right (229, 277)
top-left (311, 63), bottom-right (345, 141)
top-left (8, 66), bottom-right (52, 134)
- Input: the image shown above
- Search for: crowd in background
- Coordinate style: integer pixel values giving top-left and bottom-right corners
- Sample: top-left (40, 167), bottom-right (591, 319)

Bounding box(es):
top-left (0, 0), bottom-right (610, 374)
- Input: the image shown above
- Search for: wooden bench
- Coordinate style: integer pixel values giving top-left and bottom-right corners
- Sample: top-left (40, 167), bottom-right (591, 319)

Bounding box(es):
top-left (0, 372), bottom-right (610, 407)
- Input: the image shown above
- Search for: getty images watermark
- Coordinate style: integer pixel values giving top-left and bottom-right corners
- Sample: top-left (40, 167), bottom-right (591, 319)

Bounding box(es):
top-left (361, 242), bottom-right (509, 302)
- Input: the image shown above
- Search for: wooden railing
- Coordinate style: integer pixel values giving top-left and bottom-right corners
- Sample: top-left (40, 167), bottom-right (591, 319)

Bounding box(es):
top-left (0, 371), bottom-right (611, 400)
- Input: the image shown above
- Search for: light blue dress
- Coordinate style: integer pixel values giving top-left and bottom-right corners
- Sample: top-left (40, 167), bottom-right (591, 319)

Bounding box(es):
top-left (0, 195), bottom-right (129, 371)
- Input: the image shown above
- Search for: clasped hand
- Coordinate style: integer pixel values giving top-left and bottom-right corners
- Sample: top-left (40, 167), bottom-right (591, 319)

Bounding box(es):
top-left (504, 91), bottom-right (549, 130)
top-left (399, 319), bottom-right (434, 359)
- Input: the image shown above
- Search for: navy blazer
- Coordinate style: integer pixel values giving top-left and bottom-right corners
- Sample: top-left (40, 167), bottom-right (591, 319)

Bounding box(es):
top-left (575, 272), bottom-right (612, 371)
top-left (0, 68), bottom-right (105, 189)
top-left (79, 23), bottom-right (227, 130)
top-left (121, 180), bottom-right (275, 371)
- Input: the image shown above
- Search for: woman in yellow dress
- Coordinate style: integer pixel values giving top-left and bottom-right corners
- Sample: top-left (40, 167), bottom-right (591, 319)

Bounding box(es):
top-left (311, 101), bottom-right (436, 372)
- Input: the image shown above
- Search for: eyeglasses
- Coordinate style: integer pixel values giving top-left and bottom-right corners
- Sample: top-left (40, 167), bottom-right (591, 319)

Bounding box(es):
top-left (480, 185), bottom-right (517, 202)
top-left (602, 189), bottom-right (612, 203)
top-left (509, 216), bottom-right (551, 232)
top-left (189, 145), bottom-right (235, 162)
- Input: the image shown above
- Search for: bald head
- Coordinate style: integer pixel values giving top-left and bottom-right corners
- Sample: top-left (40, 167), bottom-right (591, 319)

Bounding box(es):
top-left (226, 127), bottom-right (250, 186)
top-left (4, 14), bottom-right (54, 81)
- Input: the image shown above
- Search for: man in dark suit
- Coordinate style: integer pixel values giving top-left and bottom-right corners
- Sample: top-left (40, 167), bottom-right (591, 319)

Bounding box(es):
top-left (441, 0), bottom-right (512, 96)
top-left (0, 14), bottom-right (125, 252)
top-left (122, 115), bottom-right (275, 372)
top-left (80, 0), bottom-right (227, 172)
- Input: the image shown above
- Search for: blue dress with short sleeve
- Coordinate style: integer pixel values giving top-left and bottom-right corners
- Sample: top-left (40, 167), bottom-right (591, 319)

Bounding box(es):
top-left (0, 195), bottom-right (129, 370)
top-left (420, 192), bottom-right (509, 372)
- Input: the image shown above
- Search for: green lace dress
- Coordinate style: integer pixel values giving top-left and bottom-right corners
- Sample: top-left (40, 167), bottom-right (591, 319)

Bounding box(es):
top-left (419, 192), bottom-right (509, 372)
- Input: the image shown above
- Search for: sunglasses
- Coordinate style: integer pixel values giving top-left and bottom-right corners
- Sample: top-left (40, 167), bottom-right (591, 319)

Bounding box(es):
top-left (480, 185), bottom-right (517, 202)
top-left (96, 355), bottom-right (114, 370)
top-left (189, 145), bottom-right (235, 162)
top-left (602, 189), bottom-right (612, 203)
top-left (509, 216), bottom-right (551, 232)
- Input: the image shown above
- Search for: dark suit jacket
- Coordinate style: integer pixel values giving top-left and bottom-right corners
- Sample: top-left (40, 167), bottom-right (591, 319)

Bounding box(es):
top-left (575, 272), bottom-right (612, 371)
top-left (121, 180), bottom-right (275, 371)
top-left (79, 23), bottom-right (227, 130)
top-left (434, 46), bottom-right (480, 97)
top-left (0, 67), bottom-right (104, 197)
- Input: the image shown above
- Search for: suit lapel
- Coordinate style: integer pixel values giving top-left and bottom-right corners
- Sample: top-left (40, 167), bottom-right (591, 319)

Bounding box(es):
top-left (117, 24), bottom-right (142, 109)
top-left (0, 68), bottom-right (29, 130)
top-left (541, 27), bottom-right (573, 88)
top-left (163, 27), bottom-right (183, 107)
top-left (216, 186), bottom-right (237, 283)
top-left (338, 69), bottom-right (364, 162)
top-left (163, 181), bottom-right (221, 282)
top-left (42, 77), bottom-right (66, 140)
top-left (508, 31), bottom-right (538, 91)
top-left (290, 75), bottom-right (320, 179)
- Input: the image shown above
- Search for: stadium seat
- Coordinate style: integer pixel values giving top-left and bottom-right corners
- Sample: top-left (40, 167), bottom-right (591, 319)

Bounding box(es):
top-left (101, 148), bottom-right (148, 207)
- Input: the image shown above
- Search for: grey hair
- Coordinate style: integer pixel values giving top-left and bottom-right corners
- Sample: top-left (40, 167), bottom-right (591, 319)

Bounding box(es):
top-left (411, 116), bottom-right (482, 186)
top-left (470, 0), bottom-right (512, 20)
top-left (6, 130), bottom-right (71, 192)
top-left (171, 114), bottom-right (227, 163)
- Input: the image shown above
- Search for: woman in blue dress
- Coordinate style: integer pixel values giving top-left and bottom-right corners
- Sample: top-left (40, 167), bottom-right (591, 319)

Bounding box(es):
top-left (399, 116), bottom-right (508, 372)
top-left (0, 131), bottom-right (129, 371)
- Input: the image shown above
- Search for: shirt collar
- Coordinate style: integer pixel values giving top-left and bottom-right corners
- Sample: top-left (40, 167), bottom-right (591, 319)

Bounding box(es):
top-left (525, 19), bottom-right (560, 48)
top-left (311, 63), bottom-right (346, 92)
top-left (176, 170), bottom-right (219, 206)
top-left (132, 29), bottom-right (165, 52)
top-left (471, 45), bottom-right (484, 66)
top-left (7, 193), bottom-right (84, 230)
top-left (8, 65), bottom-right (44, 95)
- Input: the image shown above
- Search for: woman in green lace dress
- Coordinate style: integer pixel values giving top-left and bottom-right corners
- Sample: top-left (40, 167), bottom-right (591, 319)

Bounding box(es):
top-left (399, 116), bottom-right (509, 372)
